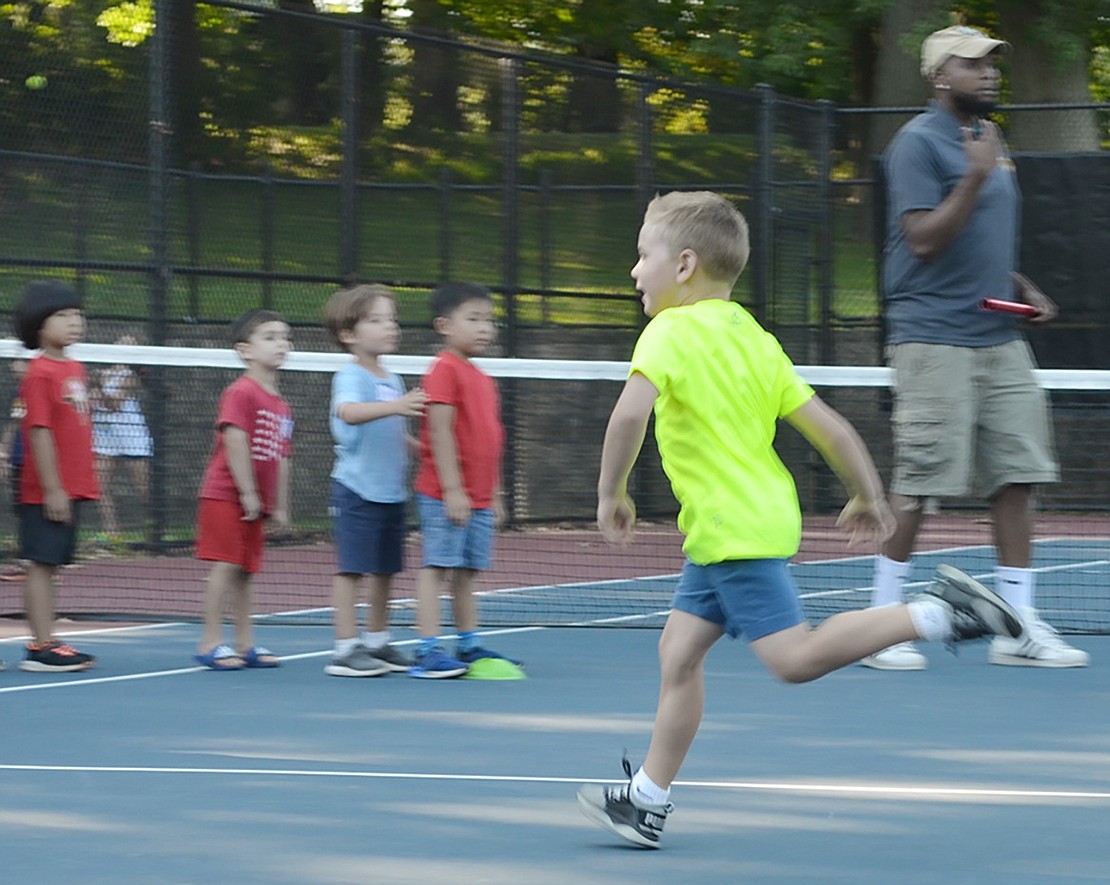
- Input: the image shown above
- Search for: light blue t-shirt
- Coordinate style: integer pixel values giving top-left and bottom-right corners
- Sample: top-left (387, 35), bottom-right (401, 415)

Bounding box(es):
top-left (330, 362), bottom-right (408, 504)
top-left (882, 101), bottom-right (1021, 347)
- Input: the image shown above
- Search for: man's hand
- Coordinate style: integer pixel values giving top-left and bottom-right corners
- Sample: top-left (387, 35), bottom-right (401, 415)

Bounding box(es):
top-left (1013, 272), bottom-right (1057, 324)
top-left (962, 119), bottom-right (1003, 180)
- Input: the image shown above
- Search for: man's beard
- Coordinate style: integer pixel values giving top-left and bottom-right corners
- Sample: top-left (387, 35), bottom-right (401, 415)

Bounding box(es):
top-left (952, 92), bottom-right (997, 117)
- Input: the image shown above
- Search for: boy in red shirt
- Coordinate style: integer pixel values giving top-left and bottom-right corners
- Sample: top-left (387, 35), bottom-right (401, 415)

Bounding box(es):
top-left (411, 282), bottom-right (518, 678)
top-left (195, 309), bottom-right (293, 669)
top-left (14, 281), bottom-right (98, 672)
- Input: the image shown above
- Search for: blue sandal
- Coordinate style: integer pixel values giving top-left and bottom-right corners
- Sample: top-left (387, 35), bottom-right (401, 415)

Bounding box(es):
top-left (195, 644), bottom-right (245, 670)
top-left (242, 646), bottom-right (281, 668)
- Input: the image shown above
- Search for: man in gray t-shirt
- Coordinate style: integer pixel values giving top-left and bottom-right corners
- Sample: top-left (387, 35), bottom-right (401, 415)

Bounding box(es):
top-left (863, 25), bottom-right (1087, 671)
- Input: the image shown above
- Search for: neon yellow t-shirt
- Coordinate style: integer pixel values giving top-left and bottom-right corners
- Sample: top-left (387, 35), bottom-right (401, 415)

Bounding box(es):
top-left (629, 298), bottom-right (815, 564)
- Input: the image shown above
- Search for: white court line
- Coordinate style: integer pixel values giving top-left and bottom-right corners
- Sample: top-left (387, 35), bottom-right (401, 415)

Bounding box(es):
top-left (0, 763), bottom-right (1106, 802)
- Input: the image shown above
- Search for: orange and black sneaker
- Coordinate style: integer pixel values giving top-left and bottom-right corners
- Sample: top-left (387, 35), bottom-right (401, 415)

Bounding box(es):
top-left (20, 639), bottom-right (95, 673)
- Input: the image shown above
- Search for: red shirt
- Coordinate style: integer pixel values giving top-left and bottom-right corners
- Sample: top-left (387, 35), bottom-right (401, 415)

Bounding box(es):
top-left (20, 356), bottom-right (99, 503)
top-left (199, 376), bottom-right (293, 515)
top-left (415, 351), bottom-right (504, 508)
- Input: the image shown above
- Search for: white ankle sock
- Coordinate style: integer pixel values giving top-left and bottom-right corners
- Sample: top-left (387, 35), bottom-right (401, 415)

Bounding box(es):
top-left (362, 630), bottom-right (390, 650)
top-left (906, 598), bottom-right (951, 642)
top-left (871, 555), bottom-right (912, 608)
top-left (994, 567), bottom-right (1033, 611)
top-left (335, 636), bottom-right (360, 655)
top-left (631, 767), bottom-right (670, 806)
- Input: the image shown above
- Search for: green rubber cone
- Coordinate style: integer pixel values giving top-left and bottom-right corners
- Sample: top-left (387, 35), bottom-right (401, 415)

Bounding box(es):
top-left (463, 657), bottom-right (526, 680)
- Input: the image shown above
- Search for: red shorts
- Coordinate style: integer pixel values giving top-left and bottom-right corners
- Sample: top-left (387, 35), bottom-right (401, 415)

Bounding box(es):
top-left (195, 498), bottom-right (265, 573)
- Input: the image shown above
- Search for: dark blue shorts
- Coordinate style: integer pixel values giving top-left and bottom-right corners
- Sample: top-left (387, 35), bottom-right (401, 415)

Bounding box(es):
top-left (670, 558), bottom-right (805, 640)
top-left (330, 481), bottom-right (406, 576)
top-left (19, 501), bottom-right (84, 567)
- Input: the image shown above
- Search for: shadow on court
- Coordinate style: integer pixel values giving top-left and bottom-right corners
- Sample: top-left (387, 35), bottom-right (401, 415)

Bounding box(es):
top-left (1, 625), bottom-right (1108, 884)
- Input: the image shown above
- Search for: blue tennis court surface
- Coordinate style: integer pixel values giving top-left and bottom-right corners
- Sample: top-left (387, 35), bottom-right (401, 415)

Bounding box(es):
top-left (2, 539), bottom-right (1109, 883)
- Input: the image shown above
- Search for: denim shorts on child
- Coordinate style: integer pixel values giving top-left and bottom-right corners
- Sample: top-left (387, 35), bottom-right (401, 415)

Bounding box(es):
top-left (671, 558), bottom-right (805, 640)
top-left (416, 492), bottom-right (494, 570)
top-left (330, 480), bottom-right (406, 575)
top-left (195, 497), bottom-right (265, 573)
top-left (19, 501), bottom-right (84, 566)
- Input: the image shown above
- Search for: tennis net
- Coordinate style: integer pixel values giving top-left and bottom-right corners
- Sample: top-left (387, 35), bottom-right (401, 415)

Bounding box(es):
top-left (1, 341), bottom-right (1108, 633)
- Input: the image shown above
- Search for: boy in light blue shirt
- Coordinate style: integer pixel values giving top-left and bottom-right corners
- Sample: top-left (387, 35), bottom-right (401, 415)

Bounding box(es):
top-left (323, 284), bottom-right (427, 677)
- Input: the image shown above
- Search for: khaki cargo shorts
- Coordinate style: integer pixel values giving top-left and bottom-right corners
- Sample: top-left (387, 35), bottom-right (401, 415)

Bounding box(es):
top-left (888, 340), bottom-right (1059, 499)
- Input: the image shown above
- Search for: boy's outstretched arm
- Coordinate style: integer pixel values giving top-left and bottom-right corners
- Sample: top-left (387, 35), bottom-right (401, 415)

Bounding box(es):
top-left (784, 394), bottom-right (895, 546)
top-left (597, 372), bottom-right (658, 545)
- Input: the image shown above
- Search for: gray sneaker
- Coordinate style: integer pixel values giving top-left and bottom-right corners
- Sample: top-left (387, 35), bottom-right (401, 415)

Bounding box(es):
top-left (920, 564), bottom-right (1023, 644)
top-left (324, 644), bottom-right (390, 677)
top-left (367, 643), bottom-right (413, 672)
top-left (576, 757), bottom-right (673, 849)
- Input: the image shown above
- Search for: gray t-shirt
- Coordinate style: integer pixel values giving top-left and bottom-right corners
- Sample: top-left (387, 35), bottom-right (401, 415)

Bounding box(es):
top-left (882, 102), bottom-right (1021, 347)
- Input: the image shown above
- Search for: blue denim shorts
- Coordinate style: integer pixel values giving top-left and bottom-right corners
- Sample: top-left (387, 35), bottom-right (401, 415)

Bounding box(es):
top-left (330, 481), bottom-right (406, 575)
top-left (671, 558), bottom-right (805, 640)
top-left (416, 493), bottom-right (494, 570)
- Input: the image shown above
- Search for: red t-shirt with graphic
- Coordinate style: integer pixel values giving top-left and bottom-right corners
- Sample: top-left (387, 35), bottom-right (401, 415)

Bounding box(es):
top-left (20, 355), bottom-right (99, 503)
top-left (199, 376), bottom-right (293, 515)
top-left (414, 351), bottom-right (504, 508)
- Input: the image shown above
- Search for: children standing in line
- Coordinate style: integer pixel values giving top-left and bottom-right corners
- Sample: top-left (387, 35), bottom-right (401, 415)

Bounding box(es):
top-left (0, 352), bottom-right (29, 582)
top-left (323, 284), bottom-right (427, 677)
top-left (194, 309), bottom-right (293, 670)
top-left (12, 281), bottom-right (99, 672)
top-left (410, 282), bottom-right (517, 678)
top-left (575, 192), bottom-right (1024, 848)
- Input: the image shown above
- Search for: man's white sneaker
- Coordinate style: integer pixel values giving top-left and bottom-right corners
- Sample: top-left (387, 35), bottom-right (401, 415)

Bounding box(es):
top-left (989, 609), bottom-right (1090, 668)
top-left (860, 642), bottom-right (928, 671)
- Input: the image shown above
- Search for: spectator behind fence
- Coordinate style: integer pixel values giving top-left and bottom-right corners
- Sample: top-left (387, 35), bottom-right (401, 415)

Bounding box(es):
top-left (194, 309), bottom-right (293, 671)
top-left (863, 25), bottom-right (1087, 670)
top-left (0, 351), bottom-right (28, 581)
top-left (92, 335), bottom-right (153, 544)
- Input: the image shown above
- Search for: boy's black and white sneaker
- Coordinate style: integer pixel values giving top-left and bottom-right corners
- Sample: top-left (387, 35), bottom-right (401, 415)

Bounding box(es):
top-left (920, 564), bottom-right (1023, 644)
top-left (19, 640), bottom-right (95, 673)
top-left (577, 757), bottom-right (673, 849)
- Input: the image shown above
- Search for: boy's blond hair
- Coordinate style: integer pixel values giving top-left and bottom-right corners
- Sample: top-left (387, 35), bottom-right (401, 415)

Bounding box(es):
top-left (324, 284), bottom-right (396, 350)
top-left (643, 191), bottom-right (750, 287)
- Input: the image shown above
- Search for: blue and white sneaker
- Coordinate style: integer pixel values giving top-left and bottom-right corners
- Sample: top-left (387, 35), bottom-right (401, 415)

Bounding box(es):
top-left (456, 646), bottom-right (524, 668)
top-left (409, 646), bottom-right (468, 679)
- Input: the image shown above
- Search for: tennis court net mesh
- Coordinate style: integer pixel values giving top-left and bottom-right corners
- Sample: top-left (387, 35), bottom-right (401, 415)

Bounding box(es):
top-left (2, 342), bottom-right (1108, 634)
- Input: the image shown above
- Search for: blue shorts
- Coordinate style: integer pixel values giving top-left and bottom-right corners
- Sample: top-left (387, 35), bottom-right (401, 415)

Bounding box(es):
top-left (670, 558), bottom-right (805, 640)
top-left (416, 493), bottom-right (494, 570)
top-left (330, 481), bottom-right (406, 575)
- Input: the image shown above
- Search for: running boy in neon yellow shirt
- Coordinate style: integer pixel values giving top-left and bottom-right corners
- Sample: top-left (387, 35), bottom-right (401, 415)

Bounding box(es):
top-left (576, 191), bottom-right (1025, 849)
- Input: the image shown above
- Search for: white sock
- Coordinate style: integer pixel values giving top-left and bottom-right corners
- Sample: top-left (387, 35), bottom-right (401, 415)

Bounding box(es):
top-left (335, 636), bottom-right (360, 656)
top-left (994, 567), bottom-right (1033, 611)
top-left (631, 767), bottom-right (670, 806)
top-left (871, 555), bottom-right (912, 608)
top-left (362, 630), bottom-right (390, 650)
top-left (906, 598), bottom-right (951, 642)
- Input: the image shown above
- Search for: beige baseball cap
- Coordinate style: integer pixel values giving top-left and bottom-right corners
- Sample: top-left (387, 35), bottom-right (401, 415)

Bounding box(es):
top-left (921, 25), bottom-right (1010, 78)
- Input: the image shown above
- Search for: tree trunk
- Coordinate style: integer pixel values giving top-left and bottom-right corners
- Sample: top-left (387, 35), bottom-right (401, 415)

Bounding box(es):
top-left (997, 1), bottom-right (1099, 152)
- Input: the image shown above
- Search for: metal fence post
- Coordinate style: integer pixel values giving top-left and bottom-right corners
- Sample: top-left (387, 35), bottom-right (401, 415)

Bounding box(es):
top-left (816, 99), bottom-right (835, 366)
top-left (539, 167), bottom-right (552, 322)
top-left (753, 83), bottom-right (775, 327)
top-left (438, 166), bottom-right (452, 282)
top-left (186, 161), bottom-right (200, 321)
top-left (339, 26), bottom-right (359, 278)
top-left (147, 0), bottom-right (172, 547)
top-left (501, 55), bottom-right (521, 522)
top-left (636, 81), bottom-right (654, 219)
top-left (262, 162), bottom-right (274, 310)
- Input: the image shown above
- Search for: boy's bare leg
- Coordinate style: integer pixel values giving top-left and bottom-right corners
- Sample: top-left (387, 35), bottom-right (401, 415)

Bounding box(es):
top-left (366, 573), bottom-right (392, 634)
top-left (450, 568), bottom-right (478, 634)
top-left (332, 573), bottom-right (360, 640)
top-left (641, 610), bottom-right (724, 790)
top-left (415, 566), bottom-right (445, 638)
top-left (750, 606), bottom-right (918, 685)
top-left (200, 561), bottom-right (239, 652)
top-left (23, 562), bottom-right (57, 644)
top-left (231, 569), bottom-right (254, 652)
